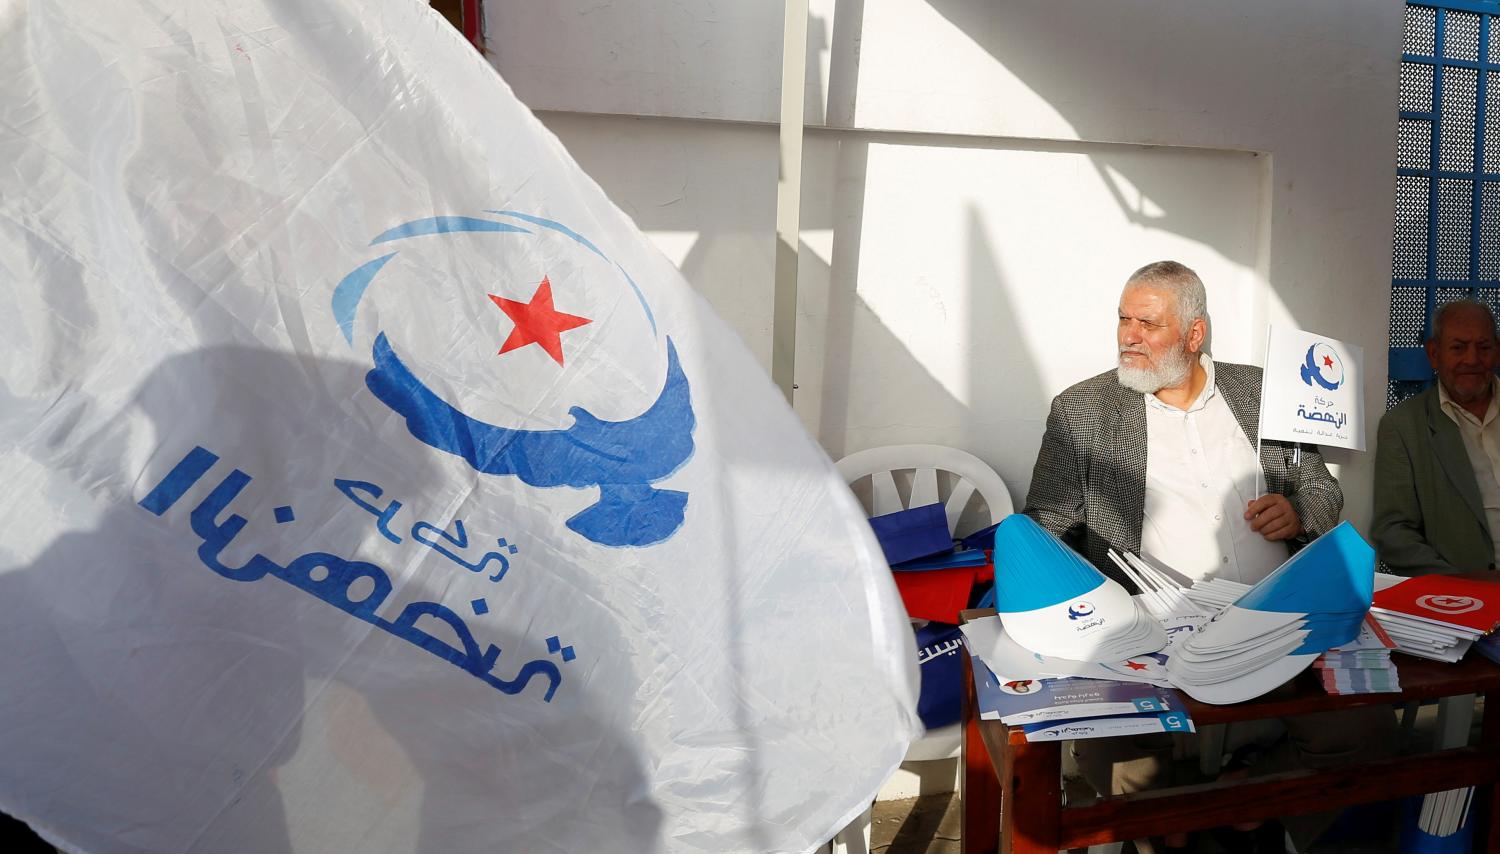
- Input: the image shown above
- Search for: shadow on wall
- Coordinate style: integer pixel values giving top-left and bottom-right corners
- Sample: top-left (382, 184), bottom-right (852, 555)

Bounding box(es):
top-left (916, 0), bottom-right (1395, 333)
top-left (913, 0), bottom-right (1401, 530)
top-left (553, 120), bottom-right (1051, 508)
top-left (532, 38), bottom-right (1066, 508)
top-left (530, 0), bottom-right (1298, 508)
top-left (793, 132), bottom-right (1047, 507)
top-left (823, 0), bottom-right (865, 128)
top-left (850, 2), bottom-right (1265, 269)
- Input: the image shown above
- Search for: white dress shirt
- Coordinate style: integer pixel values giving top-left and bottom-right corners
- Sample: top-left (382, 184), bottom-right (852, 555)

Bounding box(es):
top-left (1139, 355), bottom-right (1289, 585)
top-left (1437, 377), bottom-right (1500, 568)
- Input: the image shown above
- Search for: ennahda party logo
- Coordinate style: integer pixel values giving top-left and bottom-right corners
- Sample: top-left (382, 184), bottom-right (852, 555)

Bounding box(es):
top-left (1299, 342), bottom-right (1344, 391)
top-left (330, 211), bottom-right (695, 548)
top-left (1066, 601), bottom-right (1095, 620)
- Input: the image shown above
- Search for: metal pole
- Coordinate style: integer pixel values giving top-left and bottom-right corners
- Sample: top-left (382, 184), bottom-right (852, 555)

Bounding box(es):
top-left (772, 0), bottom-right (808, 403)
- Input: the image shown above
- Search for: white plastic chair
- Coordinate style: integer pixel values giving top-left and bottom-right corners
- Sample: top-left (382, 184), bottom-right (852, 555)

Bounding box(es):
top-left (821, 444), bottom-right (1012, 854)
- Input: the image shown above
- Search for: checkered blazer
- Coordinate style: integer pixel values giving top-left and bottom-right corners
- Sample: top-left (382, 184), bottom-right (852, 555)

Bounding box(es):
top-left (1022, 361), bottom-right (1343, 592)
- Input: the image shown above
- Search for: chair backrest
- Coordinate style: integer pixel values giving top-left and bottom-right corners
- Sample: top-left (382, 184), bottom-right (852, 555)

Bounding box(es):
top-left (834, 444), bottom-right (1013, 538)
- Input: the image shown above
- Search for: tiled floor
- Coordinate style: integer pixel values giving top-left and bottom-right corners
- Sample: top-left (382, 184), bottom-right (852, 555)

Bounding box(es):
top-left (872, 794), bottom-right (961, 854)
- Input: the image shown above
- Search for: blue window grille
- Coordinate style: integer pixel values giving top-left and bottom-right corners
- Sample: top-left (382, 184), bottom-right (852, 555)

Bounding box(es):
top-left (1392, 1), bottom-right (1500, 408)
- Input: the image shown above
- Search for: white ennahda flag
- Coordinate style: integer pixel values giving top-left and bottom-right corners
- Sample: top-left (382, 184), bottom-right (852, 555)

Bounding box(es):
top-left (0, 2), bottom-right (919, 852)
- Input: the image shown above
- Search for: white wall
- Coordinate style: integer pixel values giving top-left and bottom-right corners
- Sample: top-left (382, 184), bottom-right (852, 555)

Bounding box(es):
top-left (487, 0), bottom-right (1402, 530)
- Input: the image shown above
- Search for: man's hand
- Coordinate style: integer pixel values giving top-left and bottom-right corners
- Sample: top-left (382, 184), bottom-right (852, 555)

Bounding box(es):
top-left (1244, 494), bottom-right (1303, 542)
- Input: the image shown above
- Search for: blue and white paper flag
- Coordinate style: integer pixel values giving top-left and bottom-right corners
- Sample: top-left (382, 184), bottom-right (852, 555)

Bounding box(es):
top-left (1258, 325), bottom-right (1366, 451)
top-left (0, 2), bottom-right (919, 852)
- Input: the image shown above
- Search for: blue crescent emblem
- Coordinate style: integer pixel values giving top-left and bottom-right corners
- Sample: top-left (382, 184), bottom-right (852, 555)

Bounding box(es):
top-left (331, 211), bottom-right (695, 548)
top-left (1066, 602), bottom-right (1094, 620)
top-left (1299, 343), bottom-right (1343, 391)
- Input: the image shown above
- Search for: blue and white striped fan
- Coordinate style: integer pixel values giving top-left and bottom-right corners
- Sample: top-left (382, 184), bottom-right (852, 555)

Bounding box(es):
top-left (991, 515), bottom-right (1164, 662)
top-left (1167, 522), bottom-right (1375, 704)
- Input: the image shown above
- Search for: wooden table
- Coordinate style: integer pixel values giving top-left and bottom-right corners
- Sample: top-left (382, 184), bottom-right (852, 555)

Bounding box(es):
top-left (958, 608), bottom-right (1500, 854)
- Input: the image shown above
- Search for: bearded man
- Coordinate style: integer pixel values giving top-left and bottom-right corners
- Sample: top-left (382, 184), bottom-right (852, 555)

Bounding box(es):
top-left (1022, 261), bottom-right (1386, 854)
top-left (1024, 260), bottom-right (1343, 589)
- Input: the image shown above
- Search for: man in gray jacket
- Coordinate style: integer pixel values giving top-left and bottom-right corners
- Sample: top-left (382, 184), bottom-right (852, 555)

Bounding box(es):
top-left (1023, 261), bottom-right (1389, 853)
top-left (1024, 261), bottom-right (1343, 591)
top-left (1373, 299), bottom-right (1499, 575)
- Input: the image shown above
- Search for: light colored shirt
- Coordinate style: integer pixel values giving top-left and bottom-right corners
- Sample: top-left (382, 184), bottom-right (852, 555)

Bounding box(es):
top-left (1437, 376), bottom-right (1500, 568)
top-left (1139, 355), bottom-right (1288, 585)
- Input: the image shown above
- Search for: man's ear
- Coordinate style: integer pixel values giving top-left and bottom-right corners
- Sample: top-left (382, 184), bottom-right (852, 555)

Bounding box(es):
top-left (1425, 337), bottom-right (1439, 369)
top-left (1185, 317), bottom-right (1207, 354)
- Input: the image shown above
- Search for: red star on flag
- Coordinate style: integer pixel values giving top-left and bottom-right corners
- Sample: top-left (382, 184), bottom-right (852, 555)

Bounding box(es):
top-left (1124, 660), bottom-right (1149, 671)
top-left (1322, 354), bottom-right (1334, 368)
top-left (488, 276), bottom-right (592, 366)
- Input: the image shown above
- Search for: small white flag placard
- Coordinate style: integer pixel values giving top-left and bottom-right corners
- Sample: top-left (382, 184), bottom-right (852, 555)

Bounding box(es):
top-left (1258, 326), bottom-right (1366, 452)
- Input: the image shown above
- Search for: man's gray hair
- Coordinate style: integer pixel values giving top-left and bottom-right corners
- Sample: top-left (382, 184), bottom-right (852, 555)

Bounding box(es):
top-left (1125, 260), bottom-right (1208, 329)
top-left (1430, 298), bottom-right (1499, 343)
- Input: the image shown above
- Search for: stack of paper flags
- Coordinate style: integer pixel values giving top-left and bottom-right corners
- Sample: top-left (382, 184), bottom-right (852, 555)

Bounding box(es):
top-left (1314, 614), bottom-right (1400, 695)
top-left (889, 554), bottom-right (993, 624)
top-left (988, 514), bottom-right (1165, 661)
top-left (1191, 583), bottom-right (1402, 695)
top-left (1401, 788), bottom-right (1475, 853)
top-left (960, 613), bottom-right (1172, 687)
top-left (1166, 522), bottom-right (1375, 704)
top-left (1368, 574), bottom-right (1500, 663)
top-left (1183, 576), bottom-right (1250, 612)
top-left (963, 516), bottom-right (1190, 742)
top-left (867, 502), bottom-right (993, 623)
top-left (1104, 548), bottom-right (1212, 651)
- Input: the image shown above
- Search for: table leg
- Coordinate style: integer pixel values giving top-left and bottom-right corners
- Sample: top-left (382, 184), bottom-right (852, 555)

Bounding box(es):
top-left (962, 648), bottom-right (1000, 854)
top-left (1434, 694), bottom-right (1475, 749)
top-left (1481, 693), bottom-right (1498, 854)
top-left (1000, 738), bottom-right (1061, 854)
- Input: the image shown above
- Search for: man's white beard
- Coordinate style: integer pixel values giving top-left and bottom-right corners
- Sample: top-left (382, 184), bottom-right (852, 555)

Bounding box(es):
top-left (1118, 344), bottom-right (1195, 394)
